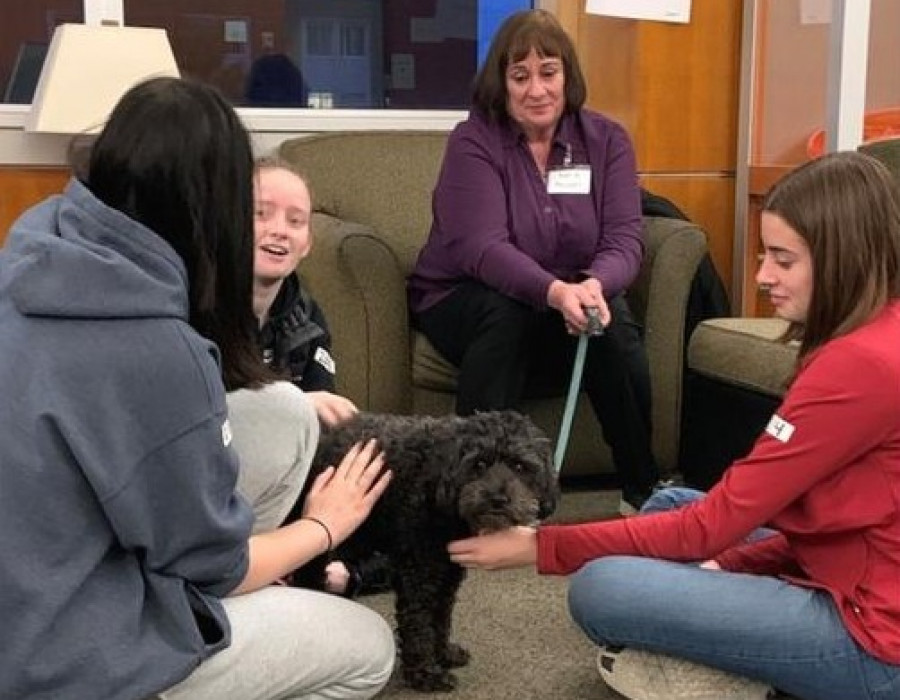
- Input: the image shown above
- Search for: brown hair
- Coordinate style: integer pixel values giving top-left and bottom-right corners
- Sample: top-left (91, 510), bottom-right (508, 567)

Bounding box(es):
top-left (472, 9), bottom-right (586, 123)
top-left (763, 151), bottom-right (900, 363)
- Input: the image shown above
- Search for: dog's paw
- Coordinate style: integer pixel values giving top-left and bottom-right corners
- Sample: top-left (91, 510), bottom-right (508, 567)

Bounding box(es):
top-left (402, 664), bottom-right (458, 692)
top-left (440, 642), bottom-right (470, 668)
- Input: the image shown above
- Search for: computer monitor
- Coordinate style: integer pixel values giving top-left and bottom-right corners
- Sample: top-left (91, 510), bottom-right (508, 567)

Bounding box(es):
top-left (4, 42), bottom-right (49, 104)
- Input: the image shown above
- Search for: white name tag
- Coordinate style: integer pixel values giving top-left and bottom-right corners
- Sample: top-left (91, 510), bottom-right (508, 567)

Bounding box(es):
top-left (315, 346), bottom-right (336, 374)
top-left (765, 414), bottom-right (795, 443)
top-left (221, 419), bottom-right (233, 447)
top-left (547, 166), bottom-right (592, 195)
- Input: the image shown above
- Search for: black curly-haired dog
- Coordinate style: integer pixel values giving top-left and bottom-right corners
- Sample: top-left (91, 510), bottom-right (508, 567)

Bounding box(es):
top-left (288, 410), bottom-right (558, 692)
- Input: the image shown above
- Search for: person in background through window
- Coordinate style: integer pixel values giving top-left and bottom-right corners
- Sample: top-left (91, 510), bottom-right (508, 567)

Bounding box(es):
top-left (245, 53), bottom-right (309, 108)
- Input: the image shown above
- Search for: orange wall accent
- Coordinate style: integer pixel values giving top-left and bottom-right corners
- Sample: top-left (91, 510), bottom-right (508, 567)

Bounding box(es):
top-left (639, 175), bottom-right (736, 292)
top-left (0, 168), bottom-right (70, 247)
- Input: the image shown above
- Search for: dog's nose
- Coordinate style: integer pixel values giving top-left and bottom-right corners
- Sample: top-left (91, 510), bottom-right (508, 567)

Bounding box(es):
top-left (490, 494), bottom-right (509, 509)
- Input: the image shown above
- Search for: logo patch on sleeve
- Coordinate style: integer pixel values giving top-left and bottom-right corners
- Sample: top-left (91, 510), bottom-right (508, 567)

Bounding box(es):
top-left (222, 419), bottom-right (233, 447)
top-left (765, 414), bottom-right (795, 443)
top-left (314, 347), bottom-right (336, 375)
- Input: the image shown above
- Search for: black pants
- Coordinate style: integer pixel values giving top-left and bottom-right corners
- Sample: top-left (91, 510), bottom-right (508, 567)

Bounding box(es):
top-left (414, 281), bottom-right (659, 500)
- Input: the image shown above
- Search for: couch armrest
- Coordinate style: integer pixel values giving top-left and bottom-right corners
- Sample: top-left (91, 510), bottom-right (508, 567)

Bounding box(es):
top-left (641, 217), bottom-right (708, 471)
top-left (300, 212), bottom-right (413, 413)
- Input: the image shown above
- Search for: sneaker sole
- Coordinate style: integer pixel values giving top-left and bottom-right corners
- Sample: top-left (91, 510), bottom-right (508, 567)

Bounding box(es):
top-left (597, 647), bottom-right (772, 700)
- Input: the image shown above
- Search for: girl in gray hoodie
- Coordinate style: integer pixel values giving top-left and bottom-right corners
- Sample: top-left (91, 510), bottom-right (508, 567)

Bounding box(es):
top-left (0, 76), bottom-right (394, 700)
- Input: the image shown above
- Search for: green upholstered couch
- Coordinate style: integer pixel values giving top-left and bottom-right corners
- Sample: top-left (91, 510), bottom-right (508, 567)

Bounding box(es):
top-left (276, 131), bottom-right (708, 477)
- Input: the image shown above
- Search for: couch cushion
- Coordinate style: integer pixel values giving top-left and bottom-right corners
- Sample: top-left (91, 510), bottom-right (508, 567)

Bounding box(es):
top-left (411, 332), bottom-right (457, 391)
top-left (688, 318), bottom-right (797, 397)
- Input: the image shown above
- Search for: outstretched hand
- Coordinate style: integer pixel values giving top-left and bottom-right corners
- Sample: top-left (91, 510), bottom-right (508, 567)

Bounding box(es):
top-left (447, 526), bottom-right (539, 570)
top-left (302, 439), bottom-right (391, 548)
top-left (307, 391), bottom-right (358, 427)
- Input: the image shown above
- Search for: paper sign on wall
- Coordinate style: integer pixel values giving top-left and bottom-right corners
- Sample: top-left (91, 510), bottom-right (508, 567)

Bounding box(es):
top-left (800, 0), bottom-right (832, 25)
top-left (85, 0), bottom-right (124, 26)
top-left (585, 0), bottom-right (692, 25)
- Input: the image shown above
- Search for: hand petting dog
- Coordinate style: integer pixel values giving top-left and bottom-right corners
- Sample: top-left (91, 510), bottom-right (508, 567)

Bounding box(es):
top-left (448, 526), bottom-right (539, 570)
top-left (302, 439), bottom-right (392, 550)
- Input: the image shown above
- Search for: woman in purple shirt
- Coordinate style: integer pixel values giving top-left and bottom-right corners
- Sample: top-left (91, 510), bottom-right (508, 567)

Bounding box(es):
top-left (408, 9), bottom-right (659, 512)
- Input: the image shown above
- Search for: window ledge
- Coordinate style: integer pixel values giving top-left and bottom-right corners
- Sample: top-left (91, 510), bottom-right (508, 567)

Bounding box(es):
top-left (0, 105), bottom-right (466, 131)
top-left (0, 105), bottom-right (466, 165)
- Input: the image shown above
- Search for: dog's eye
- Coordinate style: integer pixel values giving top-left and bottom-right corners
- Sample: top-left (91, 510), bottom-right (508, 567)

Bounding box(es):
top-left (475, 459), bottom-right (488, 474)
top-left (513, 462), bottom-right (525, 474)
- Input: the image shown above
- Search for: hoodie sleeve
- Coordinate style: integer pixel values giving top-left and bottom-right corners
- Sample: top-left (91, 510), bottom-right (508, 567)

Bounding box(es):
top-left (102, 415), bottom-right (252, 598)
top-left (67, 322), bottom-right (254, 598)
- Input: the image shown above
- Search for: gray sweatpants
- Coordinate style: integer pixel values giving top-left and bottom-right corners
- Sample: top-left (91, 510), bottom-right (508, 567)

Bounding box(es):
top-left (159, 381), bottom-right (395, 700)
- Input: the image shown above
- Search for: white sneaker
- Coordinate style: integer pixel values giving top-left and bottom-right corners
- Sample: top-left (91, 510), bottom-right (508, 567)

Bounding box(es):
top-left (597, 646), bottom-right (773, 700)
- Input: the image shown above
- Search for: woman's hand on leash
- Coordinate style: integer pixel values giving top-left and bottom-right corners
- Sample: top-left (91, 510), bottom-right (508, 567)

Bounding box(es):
top-left (546, 278), bottom-right (610, 334)
top-left (303, 439), bottom-right (391, 548)
top-left (447, 526), bottom-right (538, 570)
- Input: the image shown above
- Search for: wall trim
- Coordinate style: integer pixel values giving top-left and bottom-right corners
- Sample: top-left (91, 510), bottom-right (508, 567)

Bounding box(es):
top-left (0, 106), bottom-right (466, 166)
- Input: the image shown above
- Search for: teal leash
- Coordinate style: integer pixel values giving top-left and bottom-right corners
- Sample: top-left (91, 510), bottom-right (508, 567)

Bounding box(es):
top-left (553, 307), bottom-right (602, 475)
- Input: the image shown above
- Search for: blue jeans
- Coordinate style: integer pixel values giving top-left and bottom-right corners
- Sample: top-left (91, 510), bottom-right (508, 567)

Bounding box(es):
top-left (567, 488), bottom-right (900, 700)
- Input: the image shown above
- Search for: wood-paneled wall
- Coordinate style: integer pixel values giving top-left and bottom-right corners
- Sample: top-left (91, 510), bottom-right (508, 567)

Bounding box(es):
top-left (556, 0), bottom-right (743, 299)
top-left (0, 168), bottom-right (69, 247)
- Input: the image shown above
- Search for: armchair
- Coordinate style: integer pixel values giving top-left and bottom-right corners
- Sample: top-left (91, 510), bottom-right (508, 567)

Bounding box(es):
top-left (277, 131), bottom-right (707, 477)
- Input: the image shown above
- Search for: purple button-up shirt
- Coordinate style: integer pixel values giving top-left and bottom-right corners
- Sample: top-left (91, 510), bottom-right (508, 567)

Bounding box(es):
top-left (408, 108), bottom-right (643, 313)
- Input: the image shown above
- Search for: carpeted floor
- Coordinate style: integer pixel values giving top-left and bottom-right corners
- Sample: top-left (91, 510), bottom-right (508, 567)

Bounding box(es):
top-left (365, 488), bottom-right (624, 699)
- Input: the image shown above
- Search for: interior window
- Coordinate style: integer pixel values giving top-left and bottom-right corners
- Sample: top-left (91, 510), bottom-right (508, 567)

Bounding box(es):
top-left (2, 0), bottom-right (533, 109)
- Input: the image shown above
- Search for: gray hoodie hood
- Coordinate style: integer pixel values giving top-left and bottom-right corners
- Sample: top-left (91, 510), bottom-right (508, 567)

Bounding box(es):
top-left (4, 178), bottom-right (188, 320)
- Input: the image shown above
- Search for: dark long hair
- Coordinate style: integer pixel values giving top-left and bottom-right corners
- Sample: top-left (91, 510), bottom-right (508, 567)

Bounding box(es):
top-left (84, 76), bottom-right (273, 390)
top-left (763, 151), bottom-right (900, 363)
top-left (472, 9), bottom-right (586, 123)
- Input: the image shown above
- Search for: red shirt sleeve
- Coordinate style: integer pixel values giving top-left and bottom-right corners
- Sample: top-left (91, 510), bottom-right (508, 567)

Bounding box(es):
top-left (537, 335), bottom-right (900, 575)
top-left (714, 533), bottom-right (804, 576)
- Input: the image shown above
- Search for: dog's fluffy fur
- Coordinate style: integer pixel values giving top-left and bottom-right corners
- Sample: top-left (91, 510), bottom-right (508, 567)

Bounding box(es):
top-left (289, 410), bottom-right (558, 691)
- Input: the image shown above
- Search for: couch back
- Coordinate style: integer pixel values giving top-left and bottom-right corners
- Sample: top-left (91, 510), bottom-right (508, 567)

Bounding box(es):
top-left (278, 131), bottom-right (448, 275)
top-left (857, 136), bottom-right (900, 187)
top-left (277, 130), bottom-right (659, 326)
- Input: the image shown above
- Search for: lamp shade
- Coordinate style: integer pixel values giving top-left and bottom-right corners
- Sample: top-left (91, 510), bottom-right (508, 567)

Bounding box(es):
top-left (26, 23), bottom-right (180, 134)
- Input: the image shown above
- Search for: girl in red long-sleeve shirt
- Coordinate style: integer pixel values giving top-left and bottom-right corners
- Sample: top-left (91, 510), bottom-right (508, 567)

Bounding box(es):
top-left (449, 151), bottom-right (900, 700)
